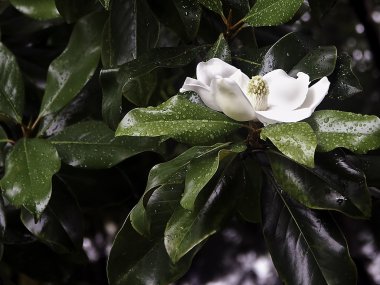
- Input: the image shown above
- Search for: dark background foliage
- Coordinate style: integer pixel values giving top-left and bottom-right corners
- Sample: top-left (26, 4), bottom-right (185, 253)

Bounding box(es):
top-left (0, 0), bottom-right (379, 284)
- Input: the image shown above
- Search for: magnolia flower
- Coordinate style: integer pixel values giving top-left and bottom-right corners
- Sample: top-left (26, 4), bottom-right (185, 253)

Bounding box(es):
top-left (180, 58), bottom-right (330, 125)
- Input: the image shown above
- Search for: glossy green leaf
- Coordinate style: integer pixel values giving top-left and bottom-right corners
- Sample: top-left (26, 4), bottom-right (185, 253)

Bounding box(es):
top-left (123, 72), bottom-right (158, 106)
top-left (20, 178), bottom-right (83, 253)
top-left (260, 32), bottom-right (311, 75)
top-left (39, 12), bottom-right (106, 118)
top-left (173, 0), bottom-right (202, 40)
top-left (232, 47), bottom-right (266, 77)
top-left (0, 139), bottom-right (61, 218)
top-left (116, 95), bottom-right (242, 145)
top-left (205, 33), bottom-right (231, 62)
top-left (9, 0), bottom-right (60, 20)
top-left (243, 0), bottom-right (303, 27)
top-left (165, 157), bottom-right (244, 263)
top-left (101, 46), bottom-right (208, 128)
top-left (182, 144), bottom-right (245, 210)
top-left (109, 0), bottom-right (159, 66)
top-left (237, 156), bottom-right (262, 223)
top-left (50, 121), bottom-right (161, 169)
top-left (0, 42), bottom-right (24, 123)
top-left (261, 122), bottom-right (317, 167)
top-left (328, 53), bottom-right (362, 100)
top-left (268, 151), bottom-right (371, 218)
top-left (197, 0), bottom-right (223, 15)
top-left (55, 0), bottom-right (98, 23)
top-left (288, 46), bottom-right (337, 81)
top-left (130, 143), bottom-right (230, 236)
top-left (107, 216), bottom-right (198, 285)
top-left (262, 172), bottom-right (357, 285)
top-left (146, 143), bottom-right (229, 192)
top-left (307, 110), bottom-right (380, 154)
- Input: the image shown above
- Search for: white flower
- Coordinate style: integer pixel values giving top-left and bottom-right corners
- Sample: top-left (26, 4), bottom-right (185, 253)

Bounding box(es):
top-left (180, 58), bottom-right (330, 125)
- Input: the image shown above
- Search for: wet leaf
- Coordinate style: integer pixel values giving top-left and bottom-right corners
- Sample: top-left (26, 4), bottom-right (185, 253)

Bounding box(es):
top-left (0, 42), bottom-right (24, 123)
top-left (328, 53), bottom-right (362, 100)
top-left (9, 0), bottom-right (60, 20)
top-left (116, 95), bottom-right (242, 145)
top-left (165, 157), bottom-right (244, 263)
top-left (243, 0), bottom-right (303, 27)
top-left (205, 33), bottom-right (231, 62)
top-left (50, 120), bottom-right (161, 169)
top-left (39, 12), bottom-right (106, 117)
top-left (307, 110), bottom-right (380, 154)
top-left (107, 216), bottom-right (198, 285)
top-left (109, 0), bottom-right (159, 66)
top-left (0, 139), bottom-right (61, 218)
top-left (237, 156), bottom-right (262, 223)
top-left (289, 46), bottom-right (337, 81)
top-left (261, 122), bottom-right (317, 167)
top-left (309, 0), bottom-right (338, 20)
top-left (20, 178), bottom-right (83, 253)
top-left (172, 0), bottom-right (202, 40)
top-left (262, 171), bottom-right (357, 285)
top-left (268, 151), bottom-right (371, 218)
top-left (197, 0), bottom-right (223, 15)
top-left (182, 143), bottom-right (245, 210)
top-left (101, 46), bottom-right (208, 128)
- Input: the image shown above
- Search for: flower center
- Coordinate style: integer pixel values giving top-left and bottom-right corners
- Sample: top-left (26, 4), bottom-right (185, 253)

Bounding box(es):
top-left (247, 76), bottom-right (269, 111)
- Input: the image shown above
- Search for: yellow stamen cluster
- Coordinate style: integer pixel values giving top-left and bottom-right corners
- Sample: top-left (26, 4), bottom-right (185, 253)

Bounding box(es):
top-left (247, 76), bottom-right (269, 111)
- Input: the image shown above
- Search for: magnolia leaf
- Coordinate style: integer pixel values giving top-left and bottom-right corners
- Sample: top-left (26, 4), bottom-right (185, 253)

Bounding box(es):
top-left (172, 0), bottom-right (202, 40)
top-left (182, 143), bottom-right (245, 210)
top-left (0, 197), bottom-right (5, 259)
top-left (0, 43), bottom-right (24, 123)
top-left (165, 157), bottom-right (244, 263)
top-left (107, 216), bottom-right (198, 285)
top-left (109, 0), bottom-right (159, 66)
top-left (268, 151), bottom-right (371, 218)
top-left (101, 46), bottom-right (208, 128)
top-left (261, 122), bottom-right (317, 167)
top-left (116, 95), bottom-right (242, 145)
top-left (243, 0), bottom-right (303, 27)
top-left (197, 0), bottom-right (223, 15)
top-left (39, 12), bottom-right (106, 118)
top-left (328, 53), bottom-right (362, 100)
top-left (237, 157), bottom-right (262, 223)
top-left (9, 0), bottom-right (60, 20)
top-left (206, 33), bottom-right (231, 62)
top-left (262, 172), bottom-right (357, 285)
top-left (50, 121), bottom-right (160, 169)
top-left (288, 46), bottom-right (337, 81)
top-left (309, 0), bottom-right (338, 20)
top-left (307, 110), bottom-right (380, 154)
top-left (0, 139), bottom-right (61, 218)
top-left (20, 178), bottom-right (83, 254)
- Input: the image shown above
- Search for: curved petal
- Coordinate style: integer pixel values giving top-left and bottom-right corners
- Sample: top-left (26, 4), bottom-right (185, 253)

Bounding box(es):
top-left (229, 69), bottom-right (250, 93)
top-left (263, 70), bottom-right (310, 110)
top-left (300, 77), bottom-right (330, 110)
top-left (256, 107), bottom-right (313, 125)
top-left (212, 78), bottom-right (256, 121)
top-left (180, 77), bottom-right (221, 111)
top-left (196, 58), bottom-right (238, 86)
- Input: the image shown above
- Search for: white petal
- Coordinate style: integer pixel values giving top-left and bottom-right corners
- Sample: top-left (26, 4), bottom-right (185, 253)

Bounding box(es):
top-left (196, 58), bottom-right (238, 86)
top-left (180, 77), bottom-right (221, 111)
top-left (212, 78), bottom-right (256, 121)
top-left (229, 69), bottom-right (250, 93)
top-left (300, 77), bottom-right (330, 110)
top-left (263, 69), bottom-right (310, 110)
top-left (256, 107), bottom-right (313, 125)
